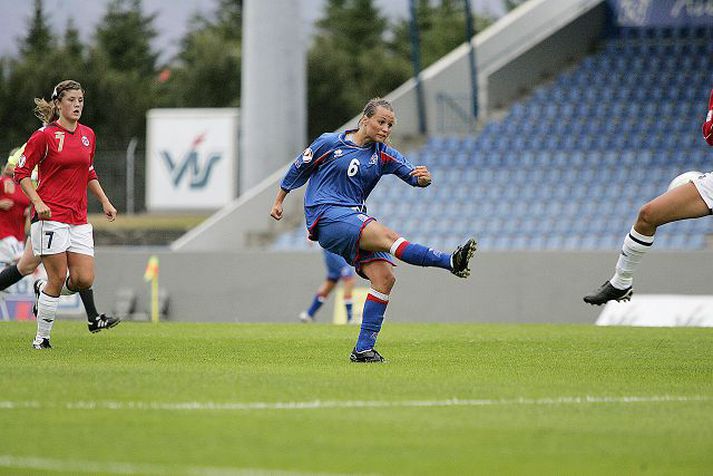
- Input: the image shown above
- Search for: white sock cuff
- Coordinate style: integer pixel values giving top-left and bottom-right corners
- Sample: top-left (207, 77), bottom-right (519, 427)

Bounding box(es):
top-left (629, 227), bottom-right (654, 245)
top-left (343, 298), bottom-right (353, 304)
top-left (368, 288), bottom-right (390, 302)
top-left (39, 291), bottom-right (60, 305)
top-left (316, 295), bottom-right (326, 303)
top-left (389, 237), bottom-right (407, 256)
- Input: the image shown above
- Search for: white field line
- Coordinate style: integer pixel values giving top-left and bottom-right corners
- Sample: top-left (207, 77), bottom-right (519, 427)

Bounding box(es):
top-left (0, 455), bottom-right (346, 476)
top-left (0, 395), bottom-right (710, 412)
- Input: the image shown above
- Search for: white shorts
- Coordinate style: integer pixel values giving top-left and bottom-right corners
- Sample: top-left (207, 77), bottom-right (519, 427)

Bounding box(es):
top-left (30, 221), bottom-right (94, 257)
top-left (692, 172), bottom-right (713, 210)
top-left (0, 236), bottom-right (24, 265)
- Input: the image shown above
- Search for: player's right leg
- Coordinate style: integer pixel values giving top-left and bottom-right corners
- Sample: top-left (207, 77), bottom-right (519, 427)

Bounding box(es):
top-left (359, 220), bottom-right (476, 278)
top-left (585, 180), bottom-right (711, 305)
top-left (32, 252), bottom-right (67, 350)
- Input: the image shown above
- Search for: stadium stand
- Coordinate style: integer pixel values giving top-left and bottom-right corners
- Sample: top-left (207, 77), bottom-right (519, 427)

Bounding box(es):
top-left (272, 25), bottom-right (712, 252)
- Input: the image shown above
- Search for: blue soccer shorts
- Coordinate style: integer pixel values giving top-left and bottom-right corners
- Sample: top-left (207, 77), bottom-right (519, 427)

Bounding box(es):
top-left (310, 206), bottom-right (394, 278)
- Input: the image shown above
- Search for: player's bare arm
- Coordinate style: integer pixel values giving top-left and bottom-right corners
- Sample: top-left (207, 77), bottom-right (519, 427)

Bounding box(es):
top-left (88, 179), bottom-right (117, 222)
top-left (19, 177), bottom-right (50, 220)
top-left (270, 188), bottom-right (288, 220)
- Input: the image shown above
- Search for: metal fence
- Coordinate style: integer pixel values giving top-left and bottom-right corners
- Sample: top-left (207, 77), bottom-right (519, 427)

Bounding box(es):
top-left (91, 146), bottom-right (146, 214)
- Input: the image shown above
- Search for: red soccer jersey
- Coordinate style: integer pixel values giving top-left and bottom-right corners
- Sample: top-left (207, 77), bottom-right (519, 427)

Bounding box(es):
top-left (703, 88), bottom-right (713, 146)
top-left (14, 122), bottom-right (99, 225)
top-left (0, 176), bottom-right (30, 241)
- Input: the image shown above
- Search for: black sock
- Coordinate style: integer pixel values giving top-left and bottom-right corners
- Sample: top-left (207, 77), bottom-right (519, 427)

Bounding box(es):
top-left (79, 288), bottom-right (100, 320)
top-left (0, 264), bottom-right (24, 291)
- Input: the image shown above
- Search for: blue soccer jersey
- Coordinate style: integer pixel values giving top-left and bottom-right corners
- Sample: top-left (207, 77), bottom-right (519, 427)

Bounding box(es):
top-left (280, 129), bottom-right (420, 229)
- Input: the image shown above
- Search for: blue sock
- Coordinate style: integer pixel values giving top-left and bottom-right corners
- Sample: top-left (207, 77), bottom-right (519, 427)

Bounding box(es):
top-left (306, 294), bottom-right (325, 317)
top-left (390, 238), bottom-right (451, 270)
top-left (355, 290), bottom-right (389, 351)
top-left (344, 298), bottom-right (353, 322)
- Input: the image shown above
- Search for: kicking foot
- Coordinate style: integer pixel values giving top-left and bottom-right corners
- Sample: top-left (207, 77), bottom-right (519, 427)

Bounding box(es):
top-left (451, 238), bottom-right (477, 278)
top-left (583, 281), bottom-right (633, 305)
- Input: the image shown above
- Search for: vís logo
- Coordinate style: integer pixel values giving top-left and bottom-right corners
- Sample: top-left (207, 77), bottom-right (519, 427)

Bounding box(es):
top-left (160, 132), bottom-right (222, 189)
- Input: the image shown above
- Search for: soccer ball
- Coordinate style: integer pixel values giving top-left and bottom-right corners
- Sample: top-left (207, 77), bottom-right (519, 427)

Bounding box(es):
top-left (667, 171), bottom-right (702, 192)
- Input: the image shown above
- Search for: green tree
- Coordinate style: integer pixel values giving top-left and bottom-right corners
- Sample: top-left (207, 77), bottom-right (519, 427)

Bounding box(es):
top-left (94, 0), bottom-right (158, 76)
top-left (307, 0), bottom-right (410, 137)
top-left (390, 0), bottom-right (494, 70)
top-left (0, 0), bottom-right (62, 148)
top-left (84, 0), bottom-right (160, 147)
top-left (159, 0), bottom-right (242, 108)
top-left (20, 0), bottom-right (52, 58)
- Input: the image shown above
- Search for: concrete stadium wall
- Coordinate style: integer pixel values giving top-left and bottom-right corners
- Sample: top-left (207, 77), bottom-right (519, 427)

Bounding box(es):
top-left (92, 248), bottom-right (713, 325)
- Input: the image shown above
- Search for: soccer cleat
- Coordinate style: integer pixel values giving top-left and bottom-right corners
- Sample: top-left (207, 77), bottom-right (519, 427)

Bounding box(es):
top-left (583, 281), bottom-right (633, 305)
top-left (88, 313), bottom-right (121, 333)
top-left (32, 337), bottom-right (51, 350)
top-left (350, 348), bottom-right (385, 363)
top-left (299, 311), bottom-right (314, 323)
top-left (32, 279), bottom-right (46, 318)
top-left (451, 238), bottom-right (477, 278)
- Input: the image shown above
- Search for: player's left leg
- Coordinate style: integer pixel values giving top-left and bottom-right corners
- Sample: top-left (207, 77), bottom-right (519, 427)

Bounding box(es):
top-left (585, 181), bottom-right (710, 305)
top-left (66, 223), bottom-right (120, 332)
top-left (301, 279), bottom-right (337, 322)
top-left (349, 260), bottom-right (394, 363)
top-left (342, 276), bottom-right (354, 322)
top-left (359, 220), bottom-right (476, 277)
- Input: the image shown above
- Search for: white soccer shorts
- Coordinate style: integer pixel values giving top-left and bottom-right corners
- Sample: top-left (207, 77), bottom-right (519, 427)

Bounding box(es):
top-left (30, 221), bottom-right (94, 257)
top-left (0, 236), bottom-right (24, 265)
top-left (692, 171), bottom-right (713, 210)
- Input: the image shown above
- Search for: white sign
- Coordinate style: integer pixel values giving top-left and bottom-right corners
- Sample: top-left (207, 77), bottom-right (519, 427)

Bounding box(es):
top-left (146, 108), bottom-right (239, 210)
top-left (596, 295), bottom-right (713, 327)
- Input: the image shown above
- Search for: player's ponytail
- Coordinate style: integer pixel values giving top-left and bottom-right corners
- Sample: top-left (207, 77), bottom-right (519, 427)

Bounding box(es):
top-left (33, 79), bottom-right (84, 124)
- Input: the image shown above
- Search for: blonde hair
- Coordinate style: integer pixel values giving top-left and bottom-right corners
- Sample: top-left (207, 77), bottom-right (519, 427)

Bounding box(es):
top-left (360, 97), bottom-right (393, 124)
top-left (33, 79), bottom-right (84, 124)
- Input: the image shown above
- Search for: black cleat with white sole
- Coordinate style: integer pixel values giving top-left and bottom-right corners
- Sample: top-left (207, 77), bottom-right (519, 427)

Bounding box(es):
top-left (350, 348), bottom-right (385, 363)
top-left (583, 281), bottom-right (633, 305)
top-left (88, 313), bottom-right (121, 333)
top-left (32, 337), bottom-right (51, 350)
top-left (451, 238), bottom-right (477, 278)
top-left (32, 279), bottom-right (46, 318)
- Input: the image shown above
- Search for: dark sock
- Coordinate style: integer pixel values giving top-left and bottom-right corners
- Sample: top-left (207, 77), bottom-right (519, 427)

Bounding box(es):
top-left (79, 288), bottom-right (100, 320)
top-left (0, 264), bottom-right (24, 291)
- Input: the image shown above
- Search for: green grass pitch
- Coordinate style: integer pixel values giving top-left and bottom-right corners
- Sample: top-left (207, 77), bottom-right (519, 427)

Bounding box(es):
top-left (1, 321), bottom-right (712, 475)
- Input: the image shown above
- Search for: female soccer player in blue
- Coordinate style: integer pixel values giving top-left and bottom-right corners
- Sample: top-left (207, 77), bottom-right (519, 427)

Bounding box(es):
top-left (271, 97), bottom-right (476, 362)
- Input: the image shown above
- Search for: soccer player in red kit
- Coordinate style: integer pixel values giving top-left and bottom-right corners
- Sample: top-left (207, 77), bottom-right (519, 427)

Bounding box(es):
top-left (584, 88), bottom-right (713, 305)
top-left (14, 80), bottom-right (119, 349)
top-left (0, 152), bottom-right (31, 266)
